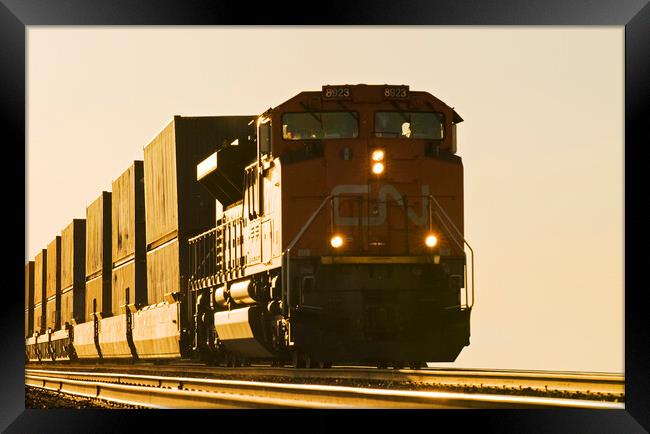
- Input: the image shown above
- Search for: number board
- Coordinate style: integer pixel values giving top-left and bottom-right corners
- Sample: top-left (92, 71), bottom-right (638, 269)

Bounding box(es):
top-left (322, 86), bottom-right (352, 100)
top-left (384, 85), bottom-right (409, 99)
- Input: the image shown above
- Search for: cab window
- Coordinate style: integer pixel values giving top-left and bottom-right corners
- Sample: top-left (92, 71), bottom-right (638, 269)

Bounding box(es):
top-left (375, 112), bottom-right (444, 139)
top-left (282, 112), bottom-right (358, 140)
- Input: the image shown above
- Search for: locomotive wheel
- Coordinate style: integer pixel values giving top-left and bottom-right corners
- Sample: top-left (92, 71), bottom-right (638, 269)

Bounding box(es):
top-left (68, 345), bottom-right (78, 362)
top-left (296, 355), bottom-right (331, 369)
top-left (391, 361), bottom-right (405, 370)
top-left (376, 362), bottom-right (388, 369)
top-left (292, 350), bottom-right (306, 368)
top-left (408, 361), bottom-right (425, 370)
top-left (225, 353), bottom-right (241, 368)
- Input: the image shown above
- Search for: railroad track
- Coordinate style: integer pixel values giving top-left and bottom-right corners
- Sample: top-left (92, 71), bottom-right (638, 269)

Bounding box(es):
top-left (25, 363), bottom-right (625, 396)
top-left (25, 367), bottom-right (624, 409)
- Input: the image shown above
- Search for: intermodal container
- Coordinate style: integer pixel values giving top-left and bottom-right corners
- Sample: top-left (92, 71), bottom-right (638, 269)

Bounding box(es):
top-left (144, 116), bottom-right (253, 304)
top-left (33, 249), bottom-right (47, 333)
top-left (45, 236), bottom-right (62, 330)
top-left (111, 161), bottom-right (147, 313)
top-left (25, 261), bottom-right (34, 337)
top-left (61, 219), bottom-right (86, 325)
top-left (85, 192), bottom-right (112, 320)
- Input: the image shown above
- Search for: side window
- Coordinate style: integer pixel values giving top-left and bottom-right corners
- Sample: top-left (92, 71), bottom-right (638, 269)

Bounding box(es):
top-left (242, 170), bottom-right (248, 219)
top-left (257, 167), bottom-right (264, 216)
top-left (251, 171), bottom-right (258, 218)
top-left (244, 170), bottom-right (252, 221)
top-left (245, 168), bottom-right (259, 220)
top-left (259, 122), bottom-right (272, 155)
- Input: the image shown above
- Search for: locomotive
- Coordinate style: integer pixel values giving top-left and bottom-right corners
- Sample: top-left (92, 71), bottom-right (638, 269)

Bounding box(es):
top-left (25, 84), bottom-right (474, 369)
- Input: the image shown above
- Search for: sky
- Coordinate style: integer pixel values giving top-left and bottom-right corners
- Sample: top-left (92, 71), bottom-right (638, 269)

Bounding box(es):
top-left (26, 27), bottom-right (623, 373)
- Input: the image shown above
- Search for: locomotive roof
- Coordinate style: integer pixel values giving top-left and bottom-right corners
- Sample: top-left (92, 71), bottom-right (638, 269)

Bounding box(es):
top-left (272, 84), bottom-right (463, 124)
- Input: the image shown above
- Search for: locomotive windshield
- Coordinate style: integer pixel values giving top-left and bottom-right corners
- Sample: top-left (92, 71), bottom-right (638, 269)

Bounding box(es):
top-left (282, 112), bottom-right (358, 140)
top-left (375, 112), bottom-right (444, 139)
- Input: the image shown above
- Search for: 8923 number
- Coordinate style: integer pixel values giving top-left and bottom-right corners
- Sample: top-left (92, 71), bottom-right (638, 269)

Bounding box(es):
top-left (384, 86), bottom-right (409, 98)
top-left (323, 86), bottom-right (351, 99)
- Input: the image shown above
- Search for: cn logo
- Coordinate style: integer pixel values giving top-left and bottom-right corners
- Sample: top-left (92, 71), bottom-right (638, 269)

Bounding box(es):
top-left (331, 184), bottom-right (430, 226)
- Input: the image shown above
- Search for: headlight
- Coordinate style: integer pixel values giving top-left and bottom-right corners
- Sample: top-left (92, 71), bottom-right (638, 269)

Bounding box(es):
top-left (371, 149), bottom-right (385, 161)
top-left (425, 234), bottom-right (438, 248)
top-left (330, 235), bottom-right (344, 248)
top-left (372, 162), bottom-right (385, 174)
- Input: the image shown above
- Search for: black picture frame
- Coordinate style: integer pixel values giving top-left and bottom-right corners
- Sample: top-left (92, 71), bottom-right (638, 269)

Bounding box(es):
top-left (3, 1), bottom-right (648, 432)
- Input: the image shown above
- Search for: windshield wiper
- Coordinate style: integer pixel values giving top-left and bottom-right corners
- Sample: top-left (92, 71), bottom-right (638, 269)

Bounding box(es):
top-left (390, 101), bottom-right (410, 123)
top-left (335, 101), bottom-right (359, 120)
top-left (300, 102), bottom-right (323, 125)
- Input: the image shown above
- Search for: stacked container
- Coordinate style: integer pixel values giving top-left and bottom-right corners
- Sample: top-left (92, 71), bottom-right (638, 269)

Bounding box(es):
top-left (111, 161), bottom-right (147, 313)
top-left (33, 249), bottom-right (47, 334)
top-left (45, 237), bottom-right (62, 331)
top-left (85, 192), bottom-right (112, 321)
top-left (25, 262), bottom-right (35, 338)
top-left (143, 116), bottom-right (253, 305)
top-left (61, 219), bottom-right (86, 326)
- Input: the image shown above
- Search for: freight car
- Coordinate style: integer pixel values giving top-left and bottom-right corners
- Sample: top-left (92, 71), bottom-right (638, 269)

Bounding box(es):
top-left (25, 84), bottom-right (474, 369)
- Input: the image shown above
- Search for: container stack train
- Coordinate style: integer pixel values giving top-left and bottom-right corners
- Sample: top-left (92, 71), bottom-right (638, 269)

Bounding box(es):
top-left (25, 84), bottom-right (474, 369)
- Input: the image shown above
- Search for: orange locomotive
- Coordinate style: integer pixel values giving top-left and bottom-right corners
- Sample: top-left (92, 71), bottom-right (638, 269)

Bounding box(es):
top-left (190, 84), bottom-right (475, 368)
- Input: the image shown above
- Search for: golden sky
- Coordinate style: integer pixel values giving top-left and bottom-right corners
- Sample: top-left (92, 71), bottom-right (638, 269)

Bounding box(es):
top-left (26, 27), bottom-right (623, 373)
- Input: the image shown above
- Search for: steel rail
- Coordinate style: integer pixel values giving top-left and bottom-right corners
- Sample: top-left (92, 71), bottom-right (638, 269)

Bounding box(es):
top-left (26, 369), bottom-right (624, 410)
top-left (25, 364), bottom-right (625, 397)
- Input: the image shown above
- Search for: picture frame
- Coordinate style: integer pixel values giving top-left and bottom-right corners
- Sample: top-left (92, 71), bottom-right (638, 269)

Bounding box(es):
top-left (4, 0), bottom-right (648, 431)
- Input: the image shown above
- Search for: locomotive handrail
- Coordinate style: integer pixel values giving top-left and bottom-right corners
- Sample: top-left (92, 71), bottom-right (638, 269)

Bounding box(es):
top-left (285, 195), bottom-right (335, 253)
top-left (282, 194), bottom-right (334, 343)
top-left (188, 226), bottom-right (218, 243)
top-left (188, 227), bottom-right (218, 283)
top-left (427, 195), bottom-right (475, 309)
top-left (188, 216), bottom-right (245, 286)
